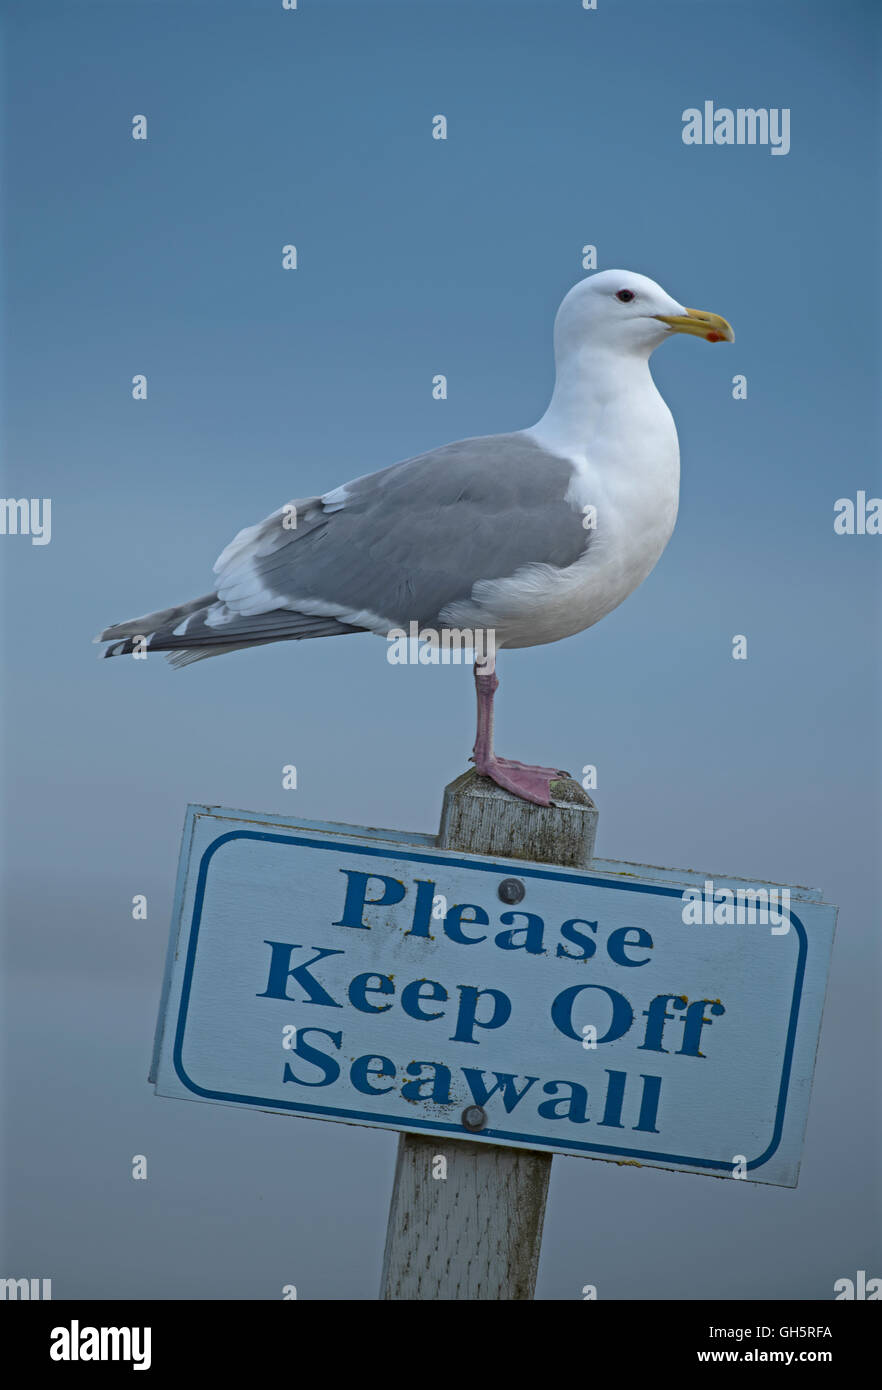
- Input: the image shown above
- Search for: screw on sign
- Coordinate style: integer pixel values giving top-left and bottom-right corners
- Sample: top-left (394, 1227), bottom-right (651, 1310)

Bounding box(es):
top-left (462, 1105), bottom-right (488, 1132)
top-left (498, 878), bottom-right (526, 905)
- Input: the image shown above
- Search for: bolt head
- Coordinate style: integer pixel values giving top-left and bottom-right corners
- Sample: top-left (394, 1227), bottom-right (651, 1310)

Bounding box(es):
top-left (498, 877), bottom-right (525, 904)
top-left (461, 1105), bottom-right (487, 1132)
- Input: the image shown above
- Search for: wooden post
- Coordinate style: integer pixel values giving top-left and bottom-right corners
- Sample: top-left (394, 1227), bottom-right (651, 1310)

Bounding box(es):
top-left (380, 769), bottom-right (598, 1301)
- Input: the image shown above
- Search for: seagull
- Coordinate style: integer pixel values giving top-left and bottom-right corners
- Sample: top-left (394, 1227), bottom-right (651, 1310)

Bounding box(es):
top-left (98, 269), bottom-right (733, 805)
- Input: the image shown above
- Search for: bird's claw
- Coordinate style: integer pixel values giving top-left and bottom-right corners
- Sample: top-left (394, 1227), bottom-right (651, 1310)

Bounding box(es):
top-left (470, 753), bottom-right (571, 806)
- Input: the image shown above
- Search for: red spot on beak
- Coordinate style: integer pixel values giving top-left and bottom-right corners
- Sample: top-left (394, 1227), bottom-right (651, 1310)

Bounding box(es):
top-left (707, 331), bottom-right (722, 342)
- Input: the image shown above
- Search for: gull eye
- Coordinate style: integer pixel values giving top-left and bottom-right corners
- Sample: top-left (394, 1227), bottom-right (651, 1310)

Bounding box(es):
top-left (616, 289), bottom-right (635, 303)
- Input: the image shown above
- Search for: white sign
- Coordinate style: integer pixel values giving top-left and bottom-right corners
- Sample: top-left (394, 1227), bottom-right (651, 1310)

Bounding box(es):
top-left (151, 805), bottom-right (837, 1186)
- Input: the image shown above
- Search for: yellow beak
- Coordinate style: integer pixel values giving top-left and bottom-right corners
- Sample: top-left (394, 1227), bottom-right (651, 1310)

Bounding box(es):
top-left (654, 307), bottom-right (735, 343)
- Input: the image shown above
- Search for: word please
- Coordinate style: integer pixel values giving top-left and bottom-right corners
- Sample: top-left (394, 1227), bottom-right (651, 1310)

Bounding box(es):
top-left (331, 868), bottom-right (653, 960)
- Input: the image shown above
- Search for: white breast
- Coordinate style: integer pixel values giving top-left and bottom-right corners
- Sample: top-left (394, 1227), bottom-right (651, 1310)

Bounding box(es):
top-left (464, 385), bottom-right (680, 650)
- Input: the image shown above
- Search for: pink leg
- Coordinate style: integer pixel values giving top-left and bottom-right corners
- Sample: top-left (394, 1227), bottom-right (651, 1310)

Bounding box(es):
top-left (470, 661), bottom-right (570, 806)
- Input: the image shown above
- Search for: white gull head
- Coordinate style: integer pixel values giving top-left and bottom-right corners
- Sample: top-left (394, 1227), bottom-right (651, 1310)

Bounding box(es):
top-left (529, 268), bottom-right (734, 458)
top-left (553, 268), bottom-right (735, 363)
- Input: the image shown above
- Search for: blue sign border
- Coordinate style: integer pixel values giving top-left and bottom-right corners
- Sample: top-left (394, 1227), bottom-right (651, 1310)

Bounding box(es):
top-left (172, 830), bottom-right (808, 1172)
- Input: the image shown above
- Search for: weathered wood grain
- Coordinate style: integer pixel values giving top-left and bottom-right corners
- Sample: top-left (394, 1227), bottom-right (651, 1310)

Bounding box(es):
top-left (380, 768), bottom-right (598, 1301)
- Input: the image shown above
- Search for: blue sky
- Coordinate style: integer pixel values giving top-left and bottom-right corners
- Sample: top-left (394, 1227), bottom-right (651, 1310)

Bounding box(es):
top-left (1, 0), bottom-right (879, 1298)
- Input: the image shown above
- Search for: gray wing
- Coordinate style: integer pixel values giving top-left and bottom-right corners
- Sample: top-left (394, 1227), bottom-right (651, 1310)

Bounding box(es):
top-left (214, 431), bottom-right (589, 630)
top-left (99, 431), bottom-right (590, 662)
